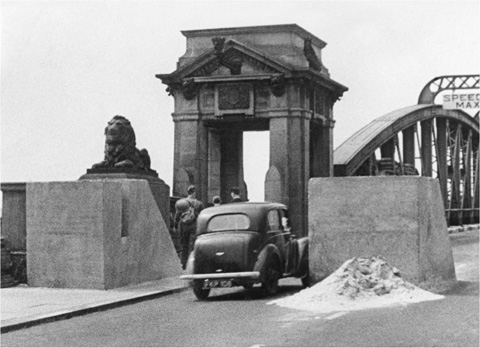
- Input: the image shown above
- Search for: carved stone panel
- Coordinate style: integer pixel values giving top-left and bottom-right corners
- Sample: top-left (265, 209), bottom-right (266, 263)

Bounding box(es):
top-left (218, 84), bottom-right (250, 109)
top-left (215, 83), bottom-right (254, 116)
top-left (201, 85), bottom-right (215, 111)
top-left (255, 85), bottom-right (270, 110)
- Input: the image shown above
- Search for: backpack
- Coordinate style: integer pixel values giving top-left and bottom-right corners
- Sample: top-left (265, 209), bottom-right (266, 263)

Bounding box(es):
top-left (180, 200), bottom-right (197, 225)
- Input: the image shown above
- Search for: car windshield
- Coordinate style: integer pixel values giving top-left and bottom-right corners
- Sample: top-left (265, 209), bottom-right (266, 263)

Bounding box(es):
top-left (207, 214), bottom-right (251, 232)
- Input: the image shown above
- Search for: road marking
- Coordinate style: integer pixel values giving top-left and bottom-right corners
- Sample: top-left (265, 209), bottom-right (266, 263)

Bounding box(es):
top-left (326, 312), bottom-right (346, 320)
top-left (250, 344), bottom-right (265, 347)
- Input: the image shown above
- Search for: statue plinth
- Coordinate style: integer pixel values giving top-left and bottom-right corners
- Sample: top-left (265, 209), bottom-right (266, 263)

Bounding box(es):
top-left (79, 168), bottom-right (170, 226)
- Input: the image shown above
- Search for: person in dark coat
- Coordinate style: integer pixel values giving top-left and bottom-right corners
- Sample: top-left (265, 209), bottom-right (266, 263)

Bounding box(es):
top-left (174, 185), bottom-right (204, 269)
top-left (230, 187), bottom-right (242, 203)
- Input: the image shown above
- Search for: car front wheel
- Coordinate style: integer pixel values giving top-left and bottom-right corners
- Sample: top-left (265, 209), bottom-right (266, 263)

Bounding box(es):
top-left (262, 258), bottom-right (280, 296)
top-left (193, 280), bottom-right (210, 300)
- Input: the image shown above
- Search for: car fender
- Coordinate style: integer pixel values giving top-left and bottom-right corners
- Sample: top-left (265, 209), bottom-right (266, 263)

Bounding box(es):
top-left (184, 252), bottom-right (195, 285)
top-left (293, 237), bottom-right (309, 277)
top-left (253, 244), bottom-right (281, 282)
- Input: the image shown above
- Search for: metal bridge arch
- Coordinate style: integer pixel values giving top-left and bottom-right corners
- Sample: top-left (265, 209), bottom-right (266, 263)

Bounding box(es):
top-left (334, 104), bottom-right (479, 225)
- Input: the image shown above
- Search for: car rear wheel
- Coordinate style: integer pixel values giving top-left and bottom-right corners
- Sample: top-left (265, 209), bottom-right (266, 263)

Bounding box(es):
top-left (193, 280), bottom-right (210, 300)
top-left (262, 258), bottom-right (280, 296)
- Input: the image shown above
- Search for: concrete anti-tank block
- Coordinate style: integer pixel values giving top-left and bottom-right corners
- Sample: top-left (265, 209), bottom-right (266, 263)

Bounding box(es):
top-left (308, 177), bottom-right (456, 285)
top-left (27, 180), bottom-right (182, 289)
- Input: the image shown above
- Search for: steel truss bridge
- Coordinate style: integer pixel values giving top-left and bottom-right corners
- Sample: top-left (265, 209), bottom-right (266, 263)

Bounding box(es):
top-left (334, 75), bottom-right (479, 226)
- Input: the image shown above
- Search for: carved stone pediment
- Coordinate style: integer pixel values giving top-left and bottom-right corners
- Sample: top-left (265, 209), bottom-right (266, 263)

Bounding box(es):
top-left (188, 53), bottom-right (280, 79)
top-left (162, 39), bottom-right (290, 82)
top-left (188, 47), bottom-right (283, 77)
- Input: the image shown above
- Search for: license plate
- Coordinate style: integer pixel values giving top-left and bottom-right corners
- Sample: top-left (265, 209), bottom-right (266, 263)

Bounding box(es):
top-left (203, 279), bottom-right (233, 289)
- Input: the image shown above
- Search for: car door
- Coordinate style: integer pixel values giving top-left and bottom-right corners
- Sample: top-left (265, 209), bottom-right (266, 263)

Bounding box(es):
top-left (265, 209), bottom-right (287, 265)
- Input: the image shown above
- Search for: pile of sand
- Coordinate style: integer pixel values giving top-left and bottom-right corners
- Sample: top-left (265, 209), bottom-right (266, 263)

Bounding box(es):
top-left (268, 256), bottom-right (444, 313)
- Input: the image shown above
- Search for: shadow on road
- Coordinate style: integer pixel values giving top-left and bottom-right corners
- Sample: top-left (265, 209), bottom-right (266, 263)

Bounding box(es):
top-left (196, 284), bottom-right (304, 302)
top-left (441, 280), bottom-right (479, 296)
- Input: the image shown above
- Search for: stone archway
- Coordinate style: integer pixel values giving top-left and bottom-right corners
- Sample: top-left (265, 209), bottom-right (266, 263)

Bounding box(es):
top-left (157, 24), bottom-right (347, 235)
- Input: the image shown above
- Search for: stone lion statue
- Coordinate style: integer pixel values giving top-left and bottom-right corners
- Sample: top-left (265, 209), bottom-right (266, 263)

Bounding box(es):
top-left (92, 115), bottom-right (151, 171)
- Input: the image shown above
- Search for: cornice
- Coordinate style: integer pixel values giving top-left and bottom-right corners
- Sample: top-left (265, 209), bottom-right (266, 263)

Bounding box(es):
top-left (181, 24), bottom-right (327, 48)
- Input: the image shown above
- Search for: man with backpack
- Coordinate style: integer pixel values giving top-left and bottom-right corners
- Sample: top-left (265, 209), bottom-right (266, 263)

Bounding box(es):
top-left (174, 185), bottom-right (204, 269)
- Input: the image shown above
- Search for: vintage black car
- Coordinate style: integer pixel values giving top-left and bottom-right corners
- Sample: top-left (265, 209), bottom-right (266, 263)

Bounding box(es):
top-left (180, 202), bottom-right (309, 300)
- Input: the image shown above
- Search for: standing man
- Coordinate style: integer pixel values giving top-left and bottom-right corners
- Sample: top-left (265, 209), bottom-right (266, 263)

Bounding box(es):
top-left (174, 185), bottom-right (204, 269)
top-left (230, 187), bottom-right (242, 203)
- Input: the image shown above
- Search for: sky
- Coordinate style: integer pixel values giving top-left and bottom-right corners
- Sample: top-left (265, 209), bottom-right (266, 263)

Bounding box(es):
top-left (1, 0), bottom-right (479, 202)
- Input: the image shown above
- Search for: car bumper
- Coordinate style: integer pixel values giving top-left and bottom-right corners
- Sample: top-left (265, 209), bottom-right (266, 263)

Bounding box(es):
top-left (179, 271), bottom-right (260, 280)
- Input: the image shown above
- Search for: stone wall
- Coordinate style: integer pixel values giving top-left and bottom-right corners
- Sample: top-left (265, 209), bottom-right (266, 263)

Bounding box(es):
top-left (308, 177), bottom-right (456, 285)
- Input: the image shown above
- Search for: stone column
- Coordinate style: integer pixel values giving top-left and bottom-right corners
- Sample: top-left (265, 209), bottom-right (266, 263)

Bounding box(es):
top-left (172, 118), bottom-right (209, 204)
top-left (310, 119), bottom-right (334, 177)
top-left (220, 129), bottom-right (244, 203)
top-left (207, 129), bottom-right (221, 203)
top-left (324, 121), bottom-right (335, 177)
top-left (269, 114), bottom-right (310, 237)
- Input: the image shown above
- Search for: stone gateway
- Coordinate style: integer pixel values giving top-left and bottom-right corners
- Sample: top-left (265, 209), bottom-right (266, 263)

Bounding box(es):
top-left (157, 24), bottom-right (348, 235)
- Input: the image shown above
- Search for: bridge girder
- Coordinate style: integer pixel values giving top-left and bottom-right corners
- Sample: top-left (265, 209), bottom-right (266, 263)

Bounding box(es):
top-left (334, 104), bottom-right (479, 225)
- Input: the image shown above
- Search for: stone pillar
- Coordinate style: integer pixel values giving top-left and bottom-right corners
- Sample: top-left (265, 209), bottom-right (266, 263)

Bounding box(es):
top-left (197, 121), bottom-right (209, 204)
top-left (312, 120), bottom-right (334, 177)
top-left (207, 129), bottom-right (221, 202)
top-left (173, 120), bottom-right (195, 196)
top-left (310, 122), bottom-right (322, 177)
top-left (324, 122), bottom-right (335, 177)
top-left (269, 115), bottom-right (310, 237)
top-left (172, 118), bottom-right (209, 204)
top-left (269, 117), bottom-right (289, 203)
top-left (220, 129), bottom-right (244, 203)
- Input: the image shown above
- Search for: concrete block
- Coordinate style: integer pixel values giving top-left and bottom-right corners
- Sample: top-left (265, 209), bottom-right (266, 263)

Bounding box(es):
top-left (27, 180), bottom-right (182, 289)
top-left (308, 177), bottom-right (456, 285)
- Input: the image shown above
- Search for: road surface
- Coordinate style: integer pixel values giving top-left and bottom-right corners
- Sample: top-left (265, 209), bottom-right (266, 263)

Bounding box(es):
top-left (2, 230), bottom-right (478, 347)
